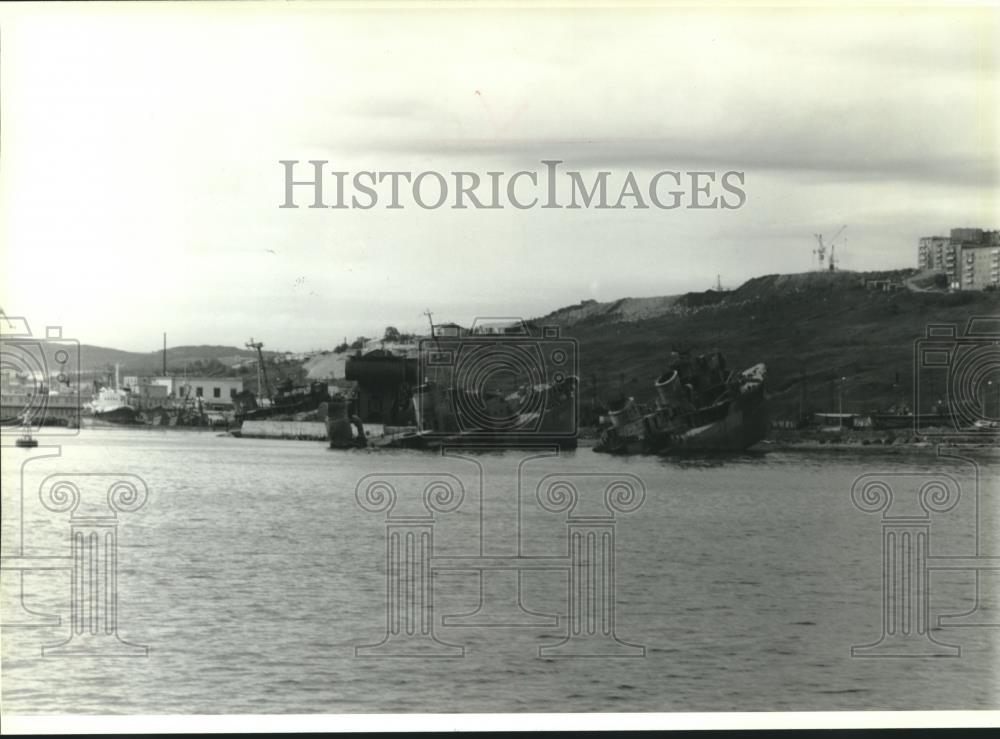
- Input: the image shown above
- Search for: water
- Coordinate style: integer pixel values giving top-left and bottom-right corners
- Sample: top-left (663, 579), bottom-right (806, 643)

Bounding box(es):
top-left (1, 429), bottom-right (997, 713)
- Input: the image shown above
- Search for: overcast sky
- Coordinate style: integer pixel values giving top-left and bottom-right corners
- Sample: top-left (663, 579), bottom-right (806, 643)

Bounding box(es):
top-left (1, 4), bottom-right (997, 352)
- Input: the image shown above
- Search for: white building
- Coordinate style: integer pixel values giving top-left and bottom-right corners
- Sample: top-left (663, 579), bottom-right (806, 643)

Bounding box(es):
top-left (174, 376), bottom-right (244, 406)
top-left (122, 375), bottom-right (244, 407)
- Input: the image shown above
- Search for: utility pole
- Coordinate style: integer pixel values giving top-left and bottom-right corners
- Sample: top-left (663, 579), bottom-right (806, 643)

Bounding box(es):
top-left (162, 333), bottom-right (167, 376)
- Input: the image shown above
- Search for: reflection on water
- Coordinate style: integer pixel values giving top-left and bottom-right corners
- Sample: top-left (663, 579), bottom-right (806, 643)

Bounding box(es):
top-left (1, 429), bottom-right (997, 713)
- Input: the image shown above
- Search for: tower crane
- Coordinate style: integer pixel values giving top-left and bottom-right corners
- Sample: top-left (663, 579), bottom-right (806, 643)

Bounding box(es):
top-left (813, 225), bottom-right (847, 271)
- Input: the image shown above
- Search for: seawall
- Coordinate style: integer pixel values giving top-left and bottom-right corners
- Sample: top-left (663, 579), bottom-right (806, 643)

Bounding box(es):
top-left (237, 420), bottom-right (328, 440)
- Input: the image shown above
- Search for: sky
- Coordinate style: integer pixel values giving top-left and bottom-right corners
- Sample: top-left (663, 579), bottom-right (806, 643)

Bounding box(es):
top-left (1, 3), bottom-right (997, 352)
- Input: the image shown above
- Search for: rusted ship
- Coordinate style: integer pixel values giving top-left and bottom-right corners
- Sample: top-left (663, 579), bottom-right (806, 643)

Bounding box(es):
top-left (594, 350), bottom-right (767, 454)
top-left (327, 322), bottom-right (579, 450)
top-left (232, 380), bottom-right (330, 422)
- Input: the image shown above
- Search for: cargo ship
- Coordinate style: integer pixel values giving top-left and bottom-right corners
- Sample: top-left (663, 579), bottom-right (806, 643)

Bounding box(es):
top-left (594, 350), bottom-right (767, 454)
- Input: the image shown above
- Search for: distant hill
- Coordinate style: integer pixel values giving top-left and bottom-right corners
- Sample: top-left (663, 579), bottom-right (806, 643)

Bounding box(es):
top-left (535, 269), bottom-right (1000, 421)
top-left (544, 294), bottom-right (685, 325)
top-left (76, 344), bottom-right (275, 375)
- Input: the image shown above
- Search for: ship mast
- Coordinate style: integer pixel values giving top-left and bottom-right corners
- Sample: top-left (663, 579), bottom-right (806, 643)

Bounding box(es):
top-left (422, 309), bottom-right (435, 339)
top-left (422, 308), bottom-right (442, 350)
top-left (245, 338), bottom-right (272, 402)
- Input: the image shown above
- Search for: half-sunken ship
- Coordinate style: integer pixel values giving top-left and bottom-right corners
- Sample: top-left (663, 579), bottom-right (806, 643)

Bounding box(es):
top-left (594, 349), bottom-right (767, 454)
top-left (326, 320), bottom-right (578, 450)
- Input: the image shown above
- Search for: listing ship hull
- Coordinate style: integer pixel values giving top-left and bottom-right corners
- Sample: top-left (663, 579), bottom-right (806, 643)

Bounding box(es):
top-left (596, 386), bottom-right (767, 454)
top-left (595, 356), bottom-right (767, 455)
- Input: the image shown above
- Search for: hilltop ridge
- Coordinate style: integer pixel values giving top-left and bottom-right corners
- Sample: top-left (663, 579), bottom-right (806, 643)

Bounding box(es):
top-left (540, 270), bottom-right (923, 327)
top-left (72, 344), bottom-right (275, 374)
top-left (537, 269), bottom-right (998, 421)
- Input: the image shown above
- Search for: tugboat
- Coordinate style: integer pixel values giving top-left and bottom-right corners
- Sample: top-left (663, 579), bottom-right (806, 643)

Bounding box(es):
top-left (84, 364), bottom-right (142, 426)
top-left (84, 386), bottom-right (142, 426)
top-left (595, 349), bottom-right (767, 454)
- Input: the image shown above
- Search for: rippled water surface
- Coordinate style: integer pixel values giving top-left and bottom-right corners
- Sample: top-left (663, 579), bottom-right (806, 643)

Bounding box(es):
top-left (2, 429), bottom-right (997, 713)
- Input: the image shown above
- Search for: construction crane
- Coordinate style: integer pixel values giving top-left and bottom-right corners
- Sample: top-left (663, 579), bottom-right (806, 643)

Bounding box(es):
top-left (813, 225), bottom-right (847, 271)
top-left (245, 338), bottom-right (272, 402)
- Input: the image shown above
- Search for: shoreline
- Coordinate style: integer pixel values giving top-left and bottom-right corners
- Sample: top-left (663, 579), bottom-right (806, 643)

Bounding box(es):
top-left (758, 440), bottom-right (999, 453)
top-left (5, 424), bottom-right (997, 455)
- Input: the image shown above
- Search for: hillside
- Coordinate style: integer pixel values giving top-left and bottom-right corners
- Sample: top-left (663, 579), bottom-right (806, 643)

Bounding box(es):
top-left (61, 269), bottom-right (998, 423)
top-left (75, 344), bottom-right (274, 374)
top-left (538, 270), bottom-right (1000, 422)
